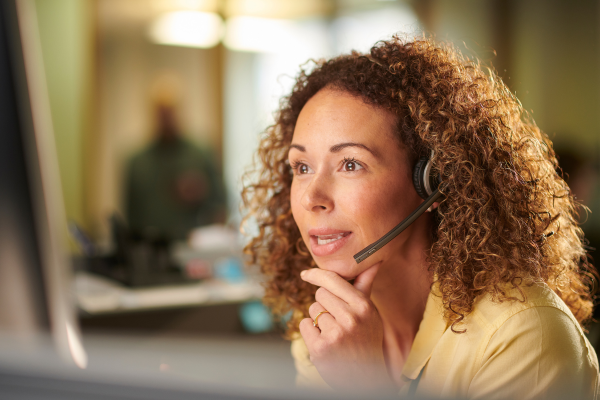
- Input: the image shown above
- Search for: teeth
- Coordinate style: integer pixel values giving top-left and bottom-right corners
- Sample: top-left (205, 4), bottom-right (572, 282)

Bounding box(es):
top-left (316, 233), bottom-right (348, 245)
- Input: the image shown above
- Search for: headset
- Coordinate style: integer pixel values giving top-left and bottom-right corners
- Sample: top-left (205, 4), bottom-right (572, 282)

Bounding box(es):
top-left (353, 151), bottom-right (442, 264)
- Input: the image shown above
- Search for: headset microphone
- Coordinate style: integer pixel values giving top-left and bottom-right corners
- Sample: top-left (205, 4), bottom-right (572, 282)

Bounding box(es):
top-left (354, 152), bottom-right (442, 264)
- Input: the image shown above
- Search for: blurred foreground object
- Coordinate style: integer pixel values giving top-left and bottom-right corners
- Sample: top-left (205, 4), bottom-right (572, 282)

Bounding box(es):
top-left (0, 333), bottom-right (398, 400)
top-left (0, 0), bottom-right (85, 368)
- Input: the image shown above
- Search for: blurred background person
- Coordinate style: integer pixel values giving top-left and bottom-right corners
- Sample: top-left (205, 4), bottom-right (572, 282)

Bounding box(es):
top-left (126, 77), bottom-right (226, 242)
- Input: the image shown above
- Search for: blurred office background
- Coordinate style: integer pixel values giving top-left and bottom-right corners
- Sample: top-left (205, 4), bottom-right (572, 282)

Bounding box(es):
top-left (26, 0), bottom-right (600, 382)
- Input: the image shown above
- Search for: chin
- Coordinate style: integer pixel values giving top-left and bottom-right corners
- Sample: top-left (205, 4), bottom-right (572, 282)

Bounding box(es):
top-left (312, 256), bottom-right (370, 280)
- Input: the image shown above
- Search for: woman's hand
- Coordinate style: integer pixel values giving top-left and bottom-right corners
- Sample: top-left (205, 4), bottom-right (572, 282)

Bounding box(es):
top-left (299, 263), bottom-right (395, 392)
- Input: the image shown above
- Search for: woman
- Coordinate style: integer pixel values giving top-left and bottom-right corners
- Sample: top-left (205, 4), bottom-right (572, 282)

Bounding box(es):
top-left (242, 37), bottom-right (599, 398)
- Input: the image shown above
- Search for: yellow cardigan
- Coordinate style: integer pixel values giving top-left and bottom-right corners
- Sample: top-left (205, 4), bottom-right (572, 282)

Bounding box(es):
top-left (291, 282), bottom-right (599, 399)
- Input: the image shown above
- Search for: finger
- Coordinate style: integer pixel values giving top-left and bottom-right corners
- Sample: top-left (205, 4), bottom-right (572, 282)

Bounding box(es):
top-left (313, 311), bottom-right (335, 331)
top-left (308, 301), bottom-right (328, 319)
top-left (299, 317), bottom-right (321, 341)
top-left (314, 289), bottom-right (348, 331)
top-left (308, 302), bottom-right (336, 331)
top-left (301, 268), bottom-right (359, 304)
top-left (314, 287), bottom-right (349, 316)
top-left (353, 262), bottom-right (381, 298)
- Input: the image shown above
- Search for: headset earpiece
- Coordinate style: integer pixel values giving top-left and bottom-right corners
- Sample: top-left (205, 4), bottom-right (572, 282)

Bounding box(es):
top-left (412, 151), bottom-right (439, 200)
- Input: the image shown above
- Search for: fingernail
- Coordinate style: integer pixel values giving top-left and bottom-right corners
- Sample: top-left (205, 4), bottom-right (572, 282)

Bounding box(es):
top-left (300, 270), bottom-right (307, 278)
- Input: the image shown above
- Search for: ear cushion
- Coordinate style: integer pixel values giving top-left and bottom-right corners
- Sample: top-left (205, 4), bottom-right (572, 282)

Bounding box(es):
top-left (412, 157), bottom-right (431, 200)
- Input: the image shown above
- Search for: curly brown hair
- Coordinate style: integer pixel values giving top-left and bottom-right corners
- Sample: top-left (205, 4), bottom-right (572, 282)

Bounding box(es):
top-left (241, 36), bottom-right (596, 335)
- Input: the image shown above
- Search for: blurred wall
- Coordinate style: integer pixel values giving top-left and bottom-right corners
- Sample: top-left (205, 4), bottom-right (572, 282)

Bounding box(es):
top-left (93, 3), bottom-right (223, 240)
top-left (511, 0), bottom-right (600, 155)
top-left (34, 0), bottom-right (95, 235)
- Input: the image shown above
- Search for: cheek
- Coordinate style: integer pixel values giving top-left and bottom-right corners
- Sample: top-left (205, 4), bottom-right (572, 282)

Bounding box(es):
top-left (342, 176), bottom-right (418, 235)
top-left (290, 181), bottom-right (304, 227)
top-left (346, 185), bottom-right (396, 218)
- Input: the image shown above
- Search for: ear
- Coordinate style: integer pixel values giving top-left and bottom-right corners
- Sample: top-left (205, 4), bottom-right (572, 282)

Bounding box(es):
top-left (426, 201), bottom-right (440, 213)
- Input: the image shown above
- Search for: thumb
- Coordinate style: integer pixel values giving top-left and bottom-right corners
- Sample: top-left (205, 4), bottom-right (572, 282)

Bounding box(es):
top-left (353, 262), bottom-right (382, 298)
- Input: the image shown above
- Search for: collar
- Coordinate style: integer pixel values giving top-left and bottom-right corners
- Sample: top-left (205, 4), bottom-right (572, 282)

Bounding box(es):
top-left (401, 287), bottom-right (449, 380)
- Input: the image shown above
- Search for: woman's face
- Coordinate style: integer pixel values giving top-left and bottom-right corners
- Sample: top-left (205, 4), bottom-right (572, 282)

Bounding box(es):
top-left (289, 88), bottom-right (424, 279)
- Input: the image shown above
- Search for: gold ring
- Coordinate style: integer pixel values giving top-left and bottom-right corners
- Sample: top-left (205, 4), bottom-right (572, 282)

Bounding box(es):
top-left (313, 310), bottom-right (330, 328)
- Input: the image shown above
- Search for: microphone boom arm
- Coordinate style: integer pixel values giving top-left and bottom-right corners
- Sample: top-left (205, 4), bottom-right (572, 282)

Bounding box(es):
top-left (353, 189), bottom-right (442, 264)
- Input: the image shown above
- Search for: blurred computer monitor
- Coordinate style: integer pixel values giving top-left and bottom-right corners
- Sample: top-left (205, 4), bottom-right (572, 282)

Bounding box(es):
top-left (0, 0), bottom-right (86, 368)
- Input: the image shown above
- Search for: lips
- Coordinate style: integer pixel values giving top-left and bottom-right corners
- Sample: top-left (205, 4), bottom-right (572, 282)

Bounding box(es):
top-left (308, 228), bottom-right (353, 257)
top-left (316, 232), bottom-right (351, 245)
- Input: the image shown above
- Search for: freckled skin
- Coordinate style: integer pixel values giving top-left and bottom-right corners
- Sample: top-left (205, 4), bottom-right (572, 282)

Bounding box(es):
top-left (289, 88), bottom-right (423, 279)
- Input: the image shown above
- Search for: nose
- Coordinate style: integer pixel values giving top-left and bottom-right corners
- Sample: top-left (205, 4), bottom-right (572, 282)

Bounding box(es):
top-left (300, 174), bottom-right (334, 212)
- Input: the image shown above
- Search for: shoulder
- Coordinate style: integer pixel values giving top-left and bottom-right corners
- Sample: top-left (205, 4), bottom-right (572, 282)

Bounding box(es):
top-left (178, 138), bottom-right (218, 166)
top-left (178, 137), bottom-right (206, 155)
top-left (128, 143), bottom-right (159, 170)
top-left (471, 282), bottom-right (595, 358)
top-left (481, 300), bottom-right (597, 367)
top-left (465, 283), bottom-right (599, 399)
top-left (469, 282), bottom-right (579, 331)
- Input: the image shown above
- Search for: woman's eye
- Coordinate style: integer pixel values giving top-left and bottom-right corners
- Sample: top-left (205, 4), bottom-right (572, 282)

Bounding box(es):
top-left (291, 162), bottom-right (312, 175)
top-left (342, 159), bottom-right (363, 172)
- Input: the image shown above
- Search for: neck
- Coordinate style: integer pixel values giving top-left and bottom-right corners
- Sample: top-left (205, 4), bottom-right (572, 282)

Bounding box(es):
top-left (156, 127), bottom-right (180, 145)
top-left (370, 215), bottom-right (433, 376)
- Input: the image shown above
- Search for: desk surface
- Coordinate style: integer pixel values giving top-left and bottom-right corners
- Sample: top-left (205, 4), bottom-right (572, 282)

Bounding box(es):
top-left (75, 271), bottom-right (264, 315)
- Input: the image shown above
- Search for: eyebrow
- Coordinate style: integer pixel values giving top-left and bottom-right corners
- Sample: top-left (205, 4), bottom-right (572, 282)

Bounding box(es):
top-left (289, 144), bottom-right (306, 152)
top-left (288, 142), bottom-right (379, 158)
top-left (329, 142), bottom-right (379, 158)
